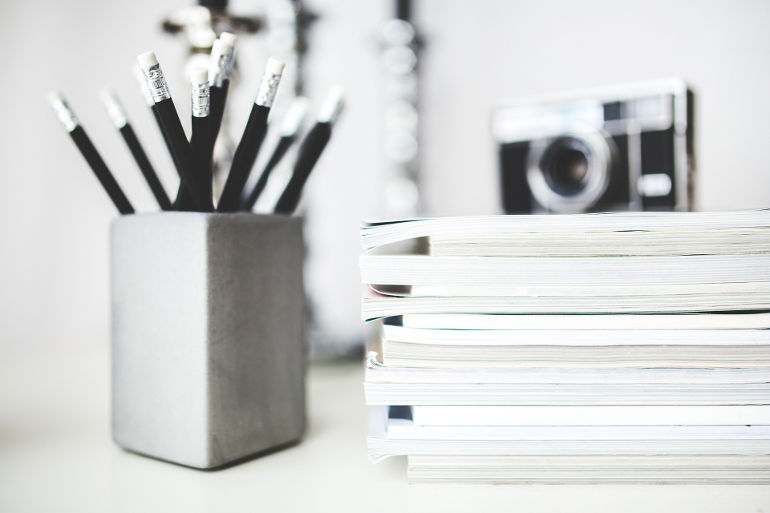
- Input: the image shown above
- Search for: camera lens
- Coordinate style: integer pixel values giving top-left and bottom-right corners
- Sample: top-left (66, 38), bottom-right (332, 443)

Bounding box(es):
top-left (541, 138), bottom-right (590, 196)
top-left (526, 131), bottom-right (613, 213)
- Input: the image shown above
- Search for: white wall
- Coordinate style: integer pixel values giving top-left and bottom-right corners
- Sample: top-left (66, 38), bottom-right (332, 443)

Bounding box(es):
top-left (0, 0), bottom-right (768, 355)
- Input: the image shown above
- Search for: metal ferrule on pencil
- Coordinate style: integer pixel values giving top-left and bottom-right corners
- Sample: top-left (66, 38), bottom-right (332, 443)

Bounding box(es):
top-left (49, 93), bottom-right (79, 132)
top-left (191, 82), bottom-right (210, 118)
top-left (255, 72), bottom-right (282, 108)
top-left (222, 48), bottom-right (236, 81)
top-left (219, 32), bottom-right (237, 82)
top-left (134, 66), bottom-right (155, 107)
top-left (142, 63), bottom-right (171, 104)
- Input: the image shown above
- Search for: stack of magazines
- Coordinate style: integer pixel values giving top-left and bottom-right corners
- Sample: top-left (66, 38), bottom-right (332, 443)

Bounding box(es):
top-left (360, 210), bottom-right (770, 483)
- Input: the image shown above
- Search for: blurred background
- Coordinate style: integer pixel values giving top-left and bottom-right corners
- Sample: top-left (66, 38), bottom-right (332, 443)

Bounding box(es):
top-left (1, 0), bottom-right (768, 358)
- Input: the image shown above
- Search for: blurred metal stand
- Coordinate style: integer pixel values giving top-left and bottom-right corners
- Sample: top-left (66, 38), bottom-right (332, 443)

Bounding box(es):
top-left (265, 0), bottom-right (317, 97)
top-left (379, 0), bottom-right (423, 217)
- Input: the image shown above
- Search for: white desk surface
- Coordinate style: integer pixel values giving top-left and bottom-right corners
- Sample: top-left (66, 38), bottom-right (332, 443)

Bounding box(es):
top-left (1, 343), bottom-right (768, 513)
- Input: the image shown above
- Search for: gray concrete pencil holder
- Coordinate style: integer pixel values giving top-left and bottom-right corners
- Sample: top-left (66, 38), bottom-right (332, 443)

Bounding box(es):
top-left (110, 213), bottom-right (306, 469)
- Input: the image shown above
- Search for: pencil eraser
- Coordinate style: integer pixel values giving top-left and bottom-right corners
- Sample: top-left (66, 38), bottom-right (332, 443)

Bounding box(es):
top-left (280, 97), bottom-right (310, 136)
top-left (190, 67), bottom-right (209, 86)
top-left (209, 40), bottom-right (230, 85)
top-left (265, 58), bottom-right (285, 76)
top-left (47, 90), bottom-right (65, 108)
top-left (219, 31), bottom-right (236, 48)
top-left (100, 89), bottom-right (128, 128)
top-left (318, 86), bottom-right (345, 124)
top-left (137, 51), bottom-right (159, 70)
top-left (210, 39), bottom-right (228, 59)
top-left (100, 88), bottom-right (118, 104)
top-left (48, 90), bottom-right (78, 131)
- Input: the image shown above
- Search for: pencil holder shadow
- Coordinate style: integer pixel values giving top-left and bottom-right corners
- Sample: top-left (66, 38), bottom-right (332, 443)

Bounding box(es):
top-left (110, 213), bottom-right (306, 469)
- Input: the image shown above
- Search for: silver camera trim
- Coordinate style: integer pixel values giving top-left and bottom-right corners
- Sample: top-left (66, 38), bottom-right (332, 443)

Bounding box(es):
top-left (526, 129), bottom-right (613, 213)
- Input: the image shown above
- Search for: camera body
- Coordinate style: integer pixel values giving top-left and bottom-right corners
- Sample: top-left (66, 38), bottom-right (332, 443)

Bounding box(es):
top-left (493, 79), bottom-right (694, 213)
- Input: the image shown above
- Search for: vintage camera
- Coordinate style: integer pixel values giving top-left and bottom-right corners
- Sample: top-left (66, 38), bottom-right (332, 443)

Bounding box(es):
top-left (493, 79), bottom-right (694, 213)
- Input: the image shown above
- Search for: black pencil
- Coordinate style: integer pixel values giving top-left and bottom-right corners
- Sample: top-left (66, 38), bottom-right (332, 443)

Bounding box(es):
top-left (48, 92), bottom-right (134, 215)
top-left (172, 68), bottom-right (215, 211)
top-left (241, 96), bottom-right (309, 211)
top-left (134, 64), bottom-right (179, 180)
top-left (217, 58), bottom-right (285, 212)
top-left (209, 33), bottom-right (236, 154)
top-left (172, 36), bottom-right (234, 210)
top-left (148, 101), bottom-right (190, 209)
top-left (274, 87), bottom-right (344, 215)
top-left (190, 68), bottom-right (214, 210)
top-left (179, 34), bottom-right (234, 210)
top-left (134, 65), bottom-right (177, 171)
top-left (137, 63), bottom-right (196, 212)
top-left (101, 90), bottom-right (172, 210)
top-left (137, 51), bottom-right (209, 212)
